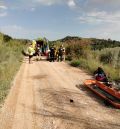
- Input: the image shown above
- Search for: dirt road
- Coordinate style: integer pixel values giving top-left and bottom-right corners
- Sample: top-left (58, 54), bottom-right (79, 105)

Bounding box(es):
top-left (0, 58), bottom-right (120, 129)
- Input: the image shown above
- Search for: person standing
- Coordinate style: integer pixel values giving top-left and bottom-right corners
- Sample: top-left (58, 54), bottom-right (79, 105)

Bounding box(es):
top-left (28, 43), bottom-right (35, 64)
top-left (32, 40), bottom-right (37, 51)
top-left (62, 45), bottom-right (65, 61)
top-left (58, 45), bottom-right (63, 62)
top-left (50, 45), bottom-right (55, 62)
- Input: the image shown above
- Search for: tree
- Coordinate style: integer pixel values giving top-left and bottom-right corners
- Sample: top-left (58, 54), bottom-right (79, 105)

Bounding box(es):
top-left (3, 34), bottom-right (12, 42)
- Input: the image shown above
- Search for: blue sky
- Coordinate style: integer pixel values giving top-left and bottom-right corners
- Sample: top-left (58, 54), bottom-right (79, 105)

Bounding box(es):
top-left (0, 0), bottom-right (120, 41)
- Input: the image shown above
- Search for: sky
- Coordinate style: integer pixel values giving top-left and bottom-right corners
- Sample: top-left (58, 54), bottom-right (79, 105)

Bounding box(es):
top-left (0, 0), bottom-right (120, 41)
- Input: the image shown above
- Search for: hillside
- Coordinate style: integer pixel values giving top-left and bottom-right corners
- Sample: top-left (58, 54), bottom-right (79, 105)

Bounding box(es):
top-left (53, 36), bottom-right (120, 50)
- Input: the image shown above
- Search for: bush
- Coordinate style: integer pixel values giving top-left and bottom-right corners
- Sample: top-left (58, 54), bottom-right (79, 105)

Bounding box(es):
top-left (70, 60), bottom-right (81, 67)
top-left (66, 55), bottom-right (72, 61)
top-left (100, 52), bottom-right (113, 64)
top-left (3, 34), bottom-right (12, 42)
top-left (65, 42), bottom-right (91, 59)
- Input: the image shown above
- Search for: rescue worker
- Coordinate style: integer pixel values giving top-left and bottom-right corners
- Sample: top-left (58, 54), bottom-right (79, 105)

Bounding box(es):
top-left (28, 43), bottom-right (35, 64)
top-left (36, 43), bottom-right (41, 60)
top-left (32, 40), bottom-right (37, 51)
top-left (62, 45), bottom-right (65, 61)
top-left (94, 67), bottom-right (113, 87)
top-left (56, 48), bottom-right (59, 61)
top-left (58, 45), bottom-right (63, 62)
top-left (94, 67), bottom-right (108, 82)
top-left (50, 44), bottom-right (55, 62)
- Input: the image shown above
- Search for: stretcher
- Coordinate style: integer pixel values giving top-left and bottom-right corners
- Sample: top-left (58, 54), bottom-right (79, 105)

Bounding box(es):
top-left (84, 79), bottom-right (120, 108)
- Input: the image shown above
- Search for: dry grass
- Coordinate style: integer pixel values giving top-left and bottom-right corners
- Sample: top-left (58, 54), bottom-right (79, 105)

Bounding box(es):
top-left (0, 39), bottom-right (26, 104)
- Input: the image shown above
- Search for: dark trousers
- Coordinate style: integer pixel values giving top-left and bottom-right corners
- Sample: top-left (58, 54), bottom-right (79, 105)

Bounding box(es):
top-left (50, 53), bottom-right (55, 62)
top-left (29, 55), bottom-right (33, 64)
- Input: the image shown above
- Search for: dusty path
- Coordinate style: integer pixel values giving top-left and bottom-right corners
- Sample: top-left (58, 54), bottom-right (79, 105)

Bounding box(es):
top-left (0, 58), bottom-right (120, 129)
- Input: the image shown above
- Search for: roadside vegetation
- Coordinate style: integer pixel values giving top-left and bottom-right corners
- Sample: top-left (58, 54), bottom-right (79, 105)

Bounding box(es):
top-left (0, 33), bottom-right (28, 105)
top-left (67, 42), bottom-right (120, 82)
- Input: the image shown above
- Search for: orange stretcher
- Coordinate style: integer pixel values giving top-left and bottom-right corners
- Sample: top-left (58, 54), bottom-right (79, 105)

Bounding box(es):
top-left (84, 79), bottom-right (120, 109)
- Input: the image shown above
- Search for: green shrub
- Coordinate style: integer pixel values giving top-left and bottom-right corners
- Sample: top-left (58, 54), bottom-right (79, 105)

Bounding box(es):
top-left (70, 60), bottom-right (81, 67)
top-left (66, 55), bottom-right (72, 61)
top-left (3, 34), bottom-right (12, 42)
top-left (65, 42), bottom-right (91, 59)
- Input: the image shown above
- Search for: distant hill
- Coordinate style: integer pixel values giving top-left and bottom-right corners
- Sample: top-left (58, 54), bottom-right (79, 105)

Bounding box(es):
top-left (90, 38), bottom-right (120, 50)
top-left (1, 32), bottom-right (120, 50)
top-left (0, 32), bottom-right (12, 43)
top-left (0, 32), bottom-right (29, 44)
top-left (52, 36), bottom-right (120, 50)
